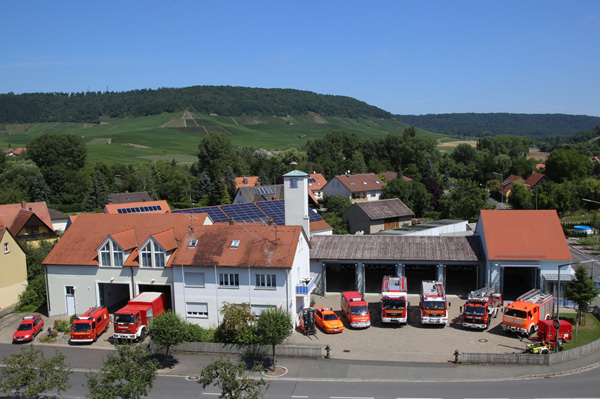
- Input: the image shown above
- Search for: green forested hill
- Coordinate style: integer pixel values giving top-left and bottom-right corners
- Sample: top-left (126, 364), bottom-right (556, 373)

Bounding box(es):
top-left (0, 86), bottom-right (392, 123)
top-left (396, 113), bottom-right (600, 138)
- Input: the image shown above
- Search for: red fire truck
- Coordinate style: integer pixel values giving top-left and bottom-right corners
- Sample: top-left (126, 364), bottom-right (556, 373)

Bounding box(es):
top-left (381, 276), bottom-right (408, 324)
top-left (461, 286), bottom-right (502, 330)
top-left (70, 306), bottom-right (110, 344)
top-left (420, 280), bottom-right (448, 326)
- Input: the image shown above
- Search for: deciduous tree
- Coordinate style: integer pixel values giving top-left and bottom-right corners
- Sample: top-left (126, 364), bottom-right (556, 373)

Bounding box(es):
top-left (214, 303), bottom-right (257, 344)
top-left (0, 345), bottom-right (71, 399)
top-left (86, 344), bottom-right (159, 399)
top-left (565, 265), bottom-right (599, 325)
top-left (199, 358), bottom-right (268, 399)
top-left (149, 311), bottom-right (187, 357)
top-left (256, 309), bottom-right (292, 371)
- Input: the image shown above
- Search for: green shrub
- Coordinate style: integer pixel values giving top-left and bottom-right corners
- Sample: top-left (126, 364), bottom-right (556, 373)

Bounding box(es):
top-left (184, 323), bottom-right (215, 343)
top-left (69, 314), bottom-right (77, 324)
top-left (17, 274), bottom-right (46, 312)
top-left (54, 320), bottom-right (70, 333)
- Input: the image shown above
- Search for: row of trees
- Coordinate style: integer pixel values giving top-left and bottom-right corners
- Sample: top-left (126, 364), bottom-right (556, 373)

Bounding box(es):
top-left (3, 126), bottom-right (600, 223)
top-left (396, 113), bottom-right (600, 139)
top-left (0, 86), bottom-right (392, 124)
top-left (0, 343), bottom-right (268, 399)
top-left (1, 306), bottom-right (291, 399)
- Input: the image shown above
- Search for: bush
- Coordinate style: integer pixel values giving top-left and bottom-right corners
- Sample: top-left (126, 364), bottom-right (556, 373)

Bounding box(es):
top-left (17, 274), bottom-right (46, 312)
top-left (54, 320), bottom-right (70, 333)
top-left (184, 323), bottom-right (214, 343)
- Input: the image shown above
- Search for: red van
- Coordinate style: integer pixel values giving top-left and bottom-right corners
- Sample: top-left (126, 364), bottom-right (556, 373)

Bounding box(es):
top-left (70, 306), bottom-right (110, 344)
top-left (341, 291), bottom-right (370, 328)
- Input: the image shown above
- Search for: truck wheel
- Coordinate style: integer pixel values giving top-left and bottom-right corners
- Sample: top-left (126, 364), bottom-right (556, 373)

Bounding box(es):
top-left (139, 329), bottom-right (146, 343)
top-left (558, 338), bottom-right (565, 346)
top-left (93, 334), bottom-right (97, 343)
top-left (528, 325), bottom-right (535, 337)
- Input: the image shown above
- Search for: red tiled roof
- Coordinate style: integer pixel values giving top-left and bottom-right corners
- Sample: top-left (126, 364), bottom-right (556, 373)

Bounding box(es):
top-left (0, 202), bottom-right (53, 234)
top-left (308, 173), bottom-right (327, 191)
top-left (331, 173), bottom-right (386, 192)
top-left (172, 223), bottom-right (301, 268)
top-left (500, 175), bottom-right (522, 193)
top-left (478, 210), bottom-right (571, 261)
top-left (43, 213), bottom-right (301, 269)
top-left (523, 172), bottom-right (546, 190)
top-left (234, 176), bottom-right (260, 188)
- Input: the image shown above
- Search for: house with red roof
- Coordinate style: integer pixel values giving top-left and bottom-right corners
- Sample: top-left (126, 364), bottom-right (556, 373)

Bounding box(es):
top-left (3, 147), bottom-right (27, 157)
top-left (523, 172), bottom-right (548, 191)
top-left (474, 210), bottom-right (572, 300)
top-left (0, 228), bottom-right (27, 310)
top-left (308, 173), bottom-right (327, 202)
top-left (103, 200), bottom-right (171, 214)
top-left (234, 176), bottom-right (260, 189)
top-left (43, 171), bottom-right (317, 326)
top-left (0, 201), bottom-right (58, 245)
top-left (322, 173), bottom-right (387, 203)
top-left (43, 213), bottom-right (310, 327)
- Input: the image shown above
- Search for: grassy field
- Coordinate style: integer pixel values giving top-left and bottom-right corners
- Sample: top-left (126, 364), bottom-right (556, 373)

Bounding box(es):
top-left (556, 313), bottom-right (600, 349)
top-left (0, 111), bottom-right (453, 165)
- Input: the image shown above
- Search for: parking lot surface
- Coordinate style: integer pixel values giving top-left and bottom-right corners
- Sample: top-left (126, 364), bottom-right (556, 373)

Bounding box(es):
top-left (0, 294), bottom-right (569, 364)
top-left (287, 294), bottom-right (536, 363)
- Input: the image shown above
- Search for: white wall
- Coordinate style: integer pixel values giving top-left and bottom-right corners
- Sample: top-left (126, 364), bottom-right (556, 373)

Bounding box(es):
top-left (46, 265), bottom-right (173, 317)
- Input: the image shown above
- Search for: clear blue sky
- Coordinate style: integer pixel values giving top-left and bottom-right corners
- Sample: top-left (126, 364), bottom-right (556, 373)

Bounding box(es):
top-left (2, 1), bottom-right (599, 116)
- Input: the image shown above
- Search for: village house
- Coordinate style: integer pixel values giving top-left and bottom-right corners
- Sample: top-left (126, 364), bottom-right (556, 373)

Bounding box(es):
top-left (42, 171), bottom-right (314, 326)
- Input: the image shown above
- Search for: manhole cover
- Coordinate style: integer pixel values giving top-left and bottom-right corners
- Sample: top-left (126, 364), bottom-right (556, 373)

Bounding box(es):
top-left (185, 375), bottom-right (200, 382)
top-left (479, 339), bottom-right (488, 343)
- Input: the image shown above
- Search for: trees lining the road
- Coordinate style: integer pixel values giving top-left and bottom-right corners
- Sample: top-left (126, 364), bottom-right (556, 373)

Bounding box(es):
top-left (0, 345), bottom-right (71, 399)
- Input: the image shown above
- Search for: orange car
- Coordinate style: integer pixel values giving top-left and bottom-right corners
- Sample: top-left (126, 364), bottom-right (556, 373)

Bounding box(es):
top-left (314, 307), bottom-right (344, 333)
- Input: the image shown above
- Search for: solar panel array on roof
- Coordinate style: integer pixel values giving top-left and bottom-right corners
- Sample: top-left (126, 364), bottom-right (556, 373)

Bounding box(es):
top-left (308, 178), bottom-right (316, 183)
top-left (117, 205), bottom-right (163, 214)
top-left (256, 186), bottom-right (275, 195)
top-left (221, 203), bottom-right (267, 221)
top-left (256, 200), bottom-right (285, 225)
top-left (173, 199), bottom-right (324, 226)
top-left (173, 207), bottom-right (230, 222)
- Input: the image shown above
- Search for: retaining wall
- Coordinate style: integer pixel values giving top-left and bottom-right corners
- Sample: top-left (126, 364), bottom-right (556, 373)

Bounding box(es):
top-left (164, 341), bottom-right (322, 359)
top-left (461, 337), bottom-right (600, 365)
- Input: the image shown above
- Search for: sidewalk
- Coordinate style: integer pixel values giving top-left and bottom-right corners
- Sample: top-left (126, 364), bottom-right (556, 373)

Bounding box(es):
top-left (162, 345), bottom-right (600, 382)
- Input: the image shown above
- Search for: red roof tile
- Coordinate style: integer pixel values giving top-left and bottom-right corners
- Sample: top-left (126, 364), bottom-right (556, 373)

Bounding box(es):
top-left (43, 213), bottom-right (302, 269)
top-left (234, 176), bottom-right (260, 188)
top-left (478, 210), bottom-right (571, 261)
top-left (331, 173), bottom-right (386, 192)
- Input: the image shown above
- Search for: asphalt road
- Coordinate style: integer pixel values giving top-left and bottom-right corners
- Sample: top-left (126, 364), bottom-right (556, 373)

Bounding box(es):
top-left (10, 364), bottom-right (600, 399)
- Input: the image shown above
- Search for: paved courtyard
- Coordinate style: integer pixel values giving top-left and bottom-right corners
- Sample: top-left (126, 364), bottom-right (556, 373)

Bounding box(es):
top-left (0, 294), bottom-right (574, 364)
top-left (286, 294), bottom-right (543, 363)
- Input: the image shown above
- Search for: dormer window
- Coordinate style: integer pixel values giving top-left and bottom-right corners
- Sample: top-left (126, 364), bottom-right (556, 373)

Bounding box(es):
top-left (140, 240), bottom-right (165, 268)
top-left (189, 239), bottom-right (198, 248)
top-left (231, 240), bottom-right (240, 249)
top-left (99, 240), bottom-right (123, 267)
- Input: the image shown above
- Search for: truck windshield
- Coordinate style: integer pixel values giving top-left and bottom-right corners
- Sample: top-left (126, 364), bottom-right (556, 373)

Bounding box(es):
top-left (71, 323), bottom-right (91, 332)
top-left (115, 314), bottom-right (134, 324)
top-left (350, 305), bottom-right (368, 316)
top-left (504, 308), bottom-right (527, 319)
top-left (464, 306), bottom-right (485, 316)
top-left (423, 301), bottom-right (445, 310)
top-left (383, 299), bottom-right (405, 310)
